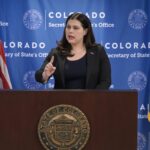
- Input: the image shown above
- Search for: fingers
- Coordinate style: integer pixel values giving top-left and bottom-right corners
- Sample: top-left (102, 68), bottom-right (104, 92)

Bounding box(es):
top-left (49, 56), bottom-right (54, 64)
top-left (44, 55), bottom-right (56, 74)
top-left (45, 55), bottom-right (54, 69)
top-left (42, 55), bottom-right (56, 82)
top-left (46, 62), bottom-right (53, 69)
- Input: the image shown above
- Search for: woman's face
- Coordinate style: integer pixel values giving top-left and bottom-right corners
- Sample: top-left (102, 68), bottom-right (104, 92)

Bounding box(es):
top-left (65, 19), bottom-right (87, 46)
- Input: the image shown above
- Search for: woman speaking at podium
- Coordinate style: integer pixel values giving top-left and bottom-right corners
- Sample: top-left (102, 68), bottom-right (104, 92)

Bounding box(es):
top-left (35, 12), bottom-right (111, 89)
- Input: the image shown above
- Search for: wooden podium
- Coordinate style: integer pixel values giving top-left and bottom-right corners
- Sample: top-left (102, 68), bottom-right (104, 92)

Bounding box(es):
top-left (0, 90), bottom-right (137, 150)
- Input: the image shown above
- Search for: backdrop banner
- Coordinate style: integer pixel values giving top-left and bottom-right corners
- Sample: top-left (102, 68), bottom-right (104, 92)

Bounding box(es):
top-left (0, 0), bottom-right (150, 149)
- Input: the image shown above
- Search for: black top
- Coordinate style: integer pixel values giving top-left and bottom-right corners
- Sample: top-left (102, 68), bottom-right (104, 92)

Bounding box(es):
top-left (64, 54), bottom-right (87, 89)
top-left (35, 45), bottom-right (111, 89)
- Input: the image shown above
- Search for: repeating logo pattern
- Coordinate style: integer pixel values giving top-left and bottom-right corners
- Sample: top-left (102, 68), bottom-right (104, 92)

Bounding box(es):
top-left (128, 9), bottom-right (148, 30)
top-left (128, 71), bottom-right (147, 91)
top-left (23, 9), bottom-right (43, 30)
top-left (23, 70), bottom-right (42, 89)
top-left (137, 132), bottom-right (146, 150)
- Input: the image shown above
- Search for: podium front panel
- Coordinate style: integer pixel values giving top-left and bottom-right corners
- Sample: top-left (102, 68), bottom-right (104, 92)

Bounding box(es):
top-left (0, 90), bottom-right (137, 150)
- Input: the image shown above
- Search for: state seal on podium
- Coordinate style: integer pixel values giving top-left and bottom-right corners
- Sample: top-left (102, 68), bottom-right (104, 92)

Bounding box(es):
top-left (38, 104), bottom-right (90, 150)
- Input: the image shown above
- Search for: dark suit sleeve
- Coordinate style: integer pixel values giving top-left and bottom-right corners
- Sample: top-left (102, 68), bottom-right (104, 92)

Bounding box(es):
top-left (96, 46), bottom-right (111, 89)
top-left (35, 49), bottom-right (55, 83)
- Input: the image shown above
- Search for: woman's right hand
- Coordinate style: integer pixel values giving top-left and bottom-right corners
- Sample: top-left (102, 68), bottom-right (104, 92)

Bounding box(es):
top-left (42, 56), bottom-right (56, 82)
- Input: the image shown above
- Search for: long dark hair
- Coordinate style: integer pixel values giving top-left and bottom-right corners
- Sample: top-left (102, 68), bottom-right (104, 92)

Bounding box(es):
top-left (57, 12), bottom-right (96, 56)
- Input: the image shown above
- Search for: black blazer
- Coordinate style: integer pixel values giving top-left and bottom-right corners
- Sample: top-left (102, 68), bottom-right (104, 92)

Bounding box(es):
top-left (35, 45), bottom-right (111, 89)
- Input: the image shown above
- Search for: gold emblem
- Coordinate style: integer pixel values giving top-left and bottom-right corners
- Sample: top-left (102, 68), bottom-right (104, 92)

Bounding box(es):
top-left (148, 112), bottom-right (150, 122)
top-left (38, 104), bottom-right (90, 150)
